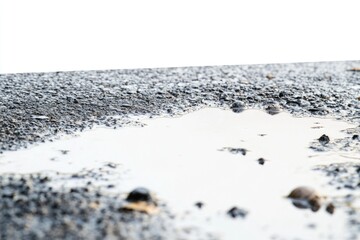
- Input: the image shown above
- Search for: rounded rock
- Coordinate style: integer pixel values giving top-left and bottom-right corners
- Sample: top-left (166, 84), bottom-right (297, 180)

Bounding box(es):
top-left (126, 187), bottom-right (153, 203)
top-left (257, 158), bottom-right (266, 165)
top-left (230, 102), bottom-right (245, 113)
top-left (227, 206), bottom-right (248, 218)
top-left (265, 104), bottom-right (281, 115)
top-left (287, 186), bottom-right (323, 212)
top-left (318, 134), bottom-right (330, 145)
top-left (325, 203), bottom-right (335, 214)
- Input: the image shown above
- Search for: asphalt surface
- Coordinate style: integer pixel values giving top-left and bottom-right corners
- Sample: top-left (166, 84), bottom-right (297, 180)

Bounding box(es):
top-left (0, 61), bottom-right (360, 239)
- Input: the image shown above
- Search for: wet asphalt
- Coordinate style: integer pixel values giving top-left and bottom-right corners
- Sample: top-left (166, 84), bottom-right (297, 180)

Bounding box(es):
top-left (0, 61), bottom-right (360, 239)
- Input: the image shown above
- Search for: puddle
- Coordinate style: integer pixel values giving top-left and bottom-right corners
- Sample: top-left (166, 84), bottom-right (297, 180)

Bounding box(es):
top-left (1, 108), bottom-right (359, 239)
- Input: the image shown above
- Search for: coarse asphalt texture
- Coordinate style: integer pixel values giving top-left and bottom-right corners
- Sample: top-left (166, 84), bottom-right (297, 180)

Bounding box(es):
top-left (0, 61), bottom-right (360, 239)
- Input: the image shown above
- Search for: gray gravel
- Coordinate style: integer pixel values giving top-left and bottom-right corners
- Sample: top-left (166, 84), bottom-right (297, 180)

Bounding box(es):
top-left (1, 61), bottom-right (360, 239)
top-left (1, 61), bottom-right (359, 152)
top-left (0, 164), bottom-right (216, 240)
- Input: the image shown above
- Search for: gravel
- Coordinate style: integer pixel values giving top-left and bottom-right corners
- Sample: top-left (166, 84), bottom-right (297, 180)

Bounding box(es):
top-left (1, 61), bottom-right (359, 153)
top-left (1, 61), bottom-right (360, 239)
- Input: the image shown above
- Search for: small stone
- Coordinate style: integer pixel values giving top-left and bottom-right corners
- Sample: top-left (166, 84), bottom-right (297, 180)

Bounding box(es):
top-left (60, 150), bottom-right (69, 155)
top-left (325, 203), bottom-right (335, 214)
top-left (287, 186), bottom-right (323, 212)
top-left (257, 158), bottom-right (266, 165)
top-left (223, 147), bottom-right (247, 156)
top-left (105, 163), bottom-right (117, 168)
top-left (39, 176), bottom-right (49, 183)
top-left (230, 102), bottom-right (245, 113)
top-left (266, 73), bottom-right (275, 80)
top-left (278, 91), bottom-right (287, 98)
top-left (265, 104), bottom-right (280, 115)
top-left (352, 135), bottom-right (359, 140)
top-left (70, 188), bottom-right (79, 193)
top-left (318, 134), bottom-right (330, 145)
top-left (126, 187), bottom-right (153, 203)
top-left (195, 202), bottom-right (204, 209)
top-left (121, 188), bottom-right (158, 214)
top-left (227, 206), bottom-right (248, 218)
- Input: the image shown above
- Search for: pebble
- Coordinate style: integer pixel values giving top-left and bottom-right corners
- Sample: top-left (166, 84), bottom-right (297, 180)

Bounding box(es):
top-left (227, 207), bottom-right (248, 218)
top-left (287, 186), bottom-right (323, 212)
top-left (121, 187), bottom-right (158, 214)
top-left (195, 202), bottom-right (204, 209)
top-left (223, 147), bottom-right (247, 156)
top-left (265, 104), bottom-right (281, 115)
top-left (257, 158), bottom-right (266, 165)
top-left (230, 101), bottom-right (245, 113)
top-left (266, 73), bottom-right (275, 80)
top-left (126, 187), bottom-right (153, 203)
top-left (318, 134), bottom-right (330, 145)
top-left (325, 203), bottom-right (335, 214)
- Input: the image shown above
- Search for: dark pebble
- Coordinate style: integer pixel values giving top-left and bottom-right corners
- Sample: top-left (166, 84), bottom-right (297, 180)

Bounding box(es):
top-left (194, 202), bottom-right (204, 209)
top-left (126, 187), bottom-right (153, 203)
top-left (225, 148), bottom-right (247, 156)
top-left (70, 188), bottom-right (79, 193)
top-left (60, 150), bottom-right (69, 155)
top-left (39, 177), bottom-right (49, 184)
top-left (318, 134), bottom-right (330, 145)
top-left (257, 158), bottom-right (266, 165)
top-left (265, 104), bottom-right (280, 115)
top-left (105, 163), bottom-right (117, 169)
top-left (325, 203), bottom-right (335, 214)
top-left (227, 206), bottom-right (248, 218)
top-left (230, 102), bottom-right (245, 113)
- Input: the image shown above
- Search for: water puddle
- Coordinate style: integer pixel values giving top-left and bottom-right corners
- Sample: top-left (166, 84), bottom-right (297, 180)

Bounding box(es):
top-left (1, 108), bottom-right (359, 239)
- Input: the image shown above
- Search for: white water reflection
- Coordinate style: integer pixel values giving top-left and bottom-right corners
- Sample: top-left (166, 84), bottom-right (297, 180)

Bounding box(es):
top-left (1, 108), bottom-right (359, 239)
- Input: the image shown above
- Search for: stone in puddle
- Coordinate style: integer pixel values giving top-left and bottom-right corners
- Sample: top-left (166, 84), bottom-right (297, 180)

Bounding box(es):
top-left (120, 187), bottom-right (158, 214)
top-left (257, 158), bottom-right (266, 165)
top-left (325, 203), bottom-right (335, 214)
top-left (222, 147), bottom-right (247, 156)
top-left (230, 102), bottom-right (245, 113)
top-left (227, 206), bottom-right (248, 218)
top-left (60, 150), bottom-right (69, 155)
top-left (265, 104), bottom-right (281, 115)
top-left (287, 186), bottom-right (323, 212)
top-left (195, 202), bottom-right (204, 209)
top-left (318, 134), bottom-right (330, 145)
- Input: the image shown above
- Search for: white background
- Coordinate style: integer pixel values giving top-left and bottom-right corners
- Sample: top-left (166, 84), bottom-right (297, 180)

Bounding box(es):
top-left (0, 0), bottom-right (359, 74)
